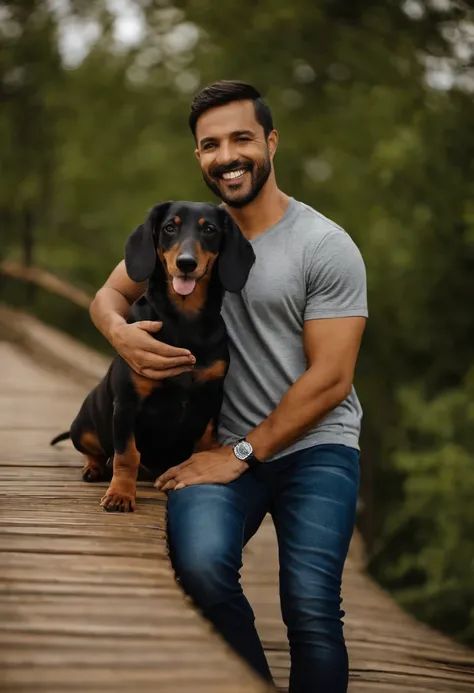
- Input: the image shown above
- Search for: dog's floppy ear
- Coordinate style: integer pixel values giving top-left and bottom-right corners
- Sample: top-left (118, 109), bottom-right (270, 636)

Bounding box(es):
top-left (125, 202), bottom-right (172, 282)
top-left (217, 208), bottom-right (256, 293)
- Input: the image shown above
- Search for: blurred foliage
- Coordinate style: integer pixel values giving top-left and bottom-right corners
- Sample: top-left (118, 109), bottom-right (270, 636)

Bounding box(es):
top-left (1, 0), bottom-right (474, 646)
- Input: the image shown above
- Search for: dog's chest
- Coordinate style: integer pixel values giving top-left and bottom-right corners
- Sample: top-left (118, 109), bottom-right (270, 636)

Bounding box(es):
top-left (135, 372), bottom-right (217, 450)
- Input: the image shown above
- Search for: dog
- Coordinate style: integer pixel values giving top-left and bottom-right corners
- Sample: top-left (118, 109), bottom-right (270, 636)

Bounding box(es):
top-left (50, 201), bottom-right (255, 512)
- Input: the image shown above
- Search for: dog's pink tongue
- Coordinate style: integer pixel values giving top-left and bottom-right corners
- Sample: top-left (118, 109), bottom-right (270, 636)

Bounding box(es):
top-left (173, 277), bottom-right (196, 296)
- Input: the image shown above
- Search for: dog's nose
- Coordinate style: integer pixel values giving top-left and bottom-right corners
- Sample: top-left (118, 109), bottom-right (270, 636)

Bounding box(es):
top-left (176, 254), bottom-right (198, 275)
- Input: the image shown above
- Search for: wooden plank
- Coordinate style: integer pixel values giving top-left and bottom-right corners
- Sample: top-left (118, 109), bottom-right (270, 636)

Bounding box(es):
top-left (1, 321), bottom-right (474, 692)
top-left (0, 338), bottom-right (267, 693)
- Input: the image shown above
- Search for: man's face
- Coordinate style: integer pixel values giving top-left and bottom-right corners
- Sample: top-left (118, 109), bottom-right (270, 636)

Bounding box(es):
top-left (195, 100), bottom-right (277, 208)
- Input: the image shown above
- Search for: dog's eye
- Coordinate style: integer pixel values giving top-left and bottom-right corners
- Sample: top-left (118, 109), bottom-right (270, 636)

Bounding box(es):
top-left (163, 223), bottom-right (176, 235)
top-left (202, 224), bottom-right (217, 236)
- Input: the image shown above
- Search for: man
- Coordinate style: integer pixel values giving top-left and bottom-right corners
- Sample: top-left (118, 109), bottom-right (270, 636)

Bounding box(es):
top-left (90, 81), bottom-right (368, 693)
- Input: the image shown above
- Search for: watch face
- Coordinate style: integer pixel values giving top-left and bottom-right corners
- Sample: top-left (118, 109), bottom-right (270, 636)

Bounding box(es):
top-left (234, 440), bottom-right (253, 460)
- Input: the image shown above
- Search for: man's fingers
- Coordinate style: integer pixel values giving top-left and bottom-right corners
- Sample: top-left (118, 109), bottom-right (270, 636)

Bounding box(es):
top-left (146, 341), bottom-right (195, 359)
top-left (141, 353), bottom-right (195, 369)
top-left (164, 474), bottom-right (194, 491)
top-left (141, 365), bottom-right (194, 380)
top-left (155, 464), bottom-right (181, 488)
top-left (171, 475), bottom-right (211, 490)
top-left (163, 356), bottom-right (196, 368)
top-left (155, 460), bottom-right (194, 488)
top-left (156, 343), bottom-right (195, 359)
top-left (161, 480), bottom-right (178, 491)
top-left (161, 467), bottom-right (199, 488)
top-left (136, 322), bottom-right (194, 358)
top-left (135, 320), bottom-right (163, 333)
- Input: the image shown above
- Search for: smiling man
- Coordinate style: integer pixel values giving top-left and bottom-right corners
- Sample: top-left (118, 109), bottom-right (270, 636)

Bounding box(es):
top-left (89, 81), bottom-right (368, 693)
top-left (198, 103), bottom-right (274, 208)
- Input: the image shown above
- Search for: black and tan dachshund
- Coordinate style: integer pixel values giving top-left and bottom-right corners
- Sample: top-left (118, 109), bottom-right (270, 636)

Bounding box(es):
top-left (50, 201), bottom-right (255, 511)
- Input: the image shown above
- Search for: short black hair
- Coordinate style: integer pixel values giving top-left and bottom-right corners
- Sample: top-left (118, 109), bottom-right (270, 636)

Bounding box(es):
top-left (189, 80), bottom-right (274, 139)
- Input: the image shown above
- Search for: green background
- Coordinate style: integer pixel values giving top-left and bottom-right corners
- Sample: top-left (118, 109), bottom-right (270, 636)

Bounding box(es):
top-left (2, 0), bottom-right (474, 646)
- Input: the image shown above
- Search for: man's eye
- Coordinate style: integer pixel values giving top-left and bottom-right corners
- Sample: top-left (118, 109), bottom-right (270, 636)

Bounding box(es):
top-left (237, 137), bottom-right (250, 142)
top-left (203, 142), bottom-right (216, 150)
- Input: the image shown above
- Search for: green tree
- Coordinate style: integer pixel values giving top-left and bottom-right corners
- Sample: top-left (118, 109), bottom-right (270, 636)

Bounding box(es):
top-left (2, 0), bottom-right (474, 646)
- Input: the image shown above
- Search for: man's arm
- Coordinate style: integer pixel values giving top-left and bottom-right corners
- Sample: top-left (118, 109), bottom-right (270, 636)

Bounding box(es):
top-left (246, 316), bottom-right (366, 461)
top-left (90, 260), bottom-right (146, 343)
top-left (90, 260), bottom-right (196, 379)
top-left (155, 315), bottom-right (366, 490)
top-left (243, 227), bottom-right (368, 460)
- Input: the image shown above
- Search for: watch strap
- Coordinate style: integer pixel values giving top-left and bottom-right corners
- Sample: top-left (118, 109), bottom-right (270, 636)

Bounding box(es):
top-left (243, 452), bottom-right (260, 470)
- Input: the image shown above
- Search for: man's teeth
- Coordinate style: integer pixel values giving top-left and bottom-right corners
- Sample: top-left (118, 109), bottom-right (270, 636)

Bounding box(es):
top-left (222, 169), bottom-right (246, 180)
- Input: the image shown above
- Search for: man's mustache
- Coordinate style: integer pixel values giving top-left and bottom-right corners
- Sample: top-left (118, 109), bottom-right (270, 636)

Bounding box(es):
top-left (209, 161), bottom-right (253, 179)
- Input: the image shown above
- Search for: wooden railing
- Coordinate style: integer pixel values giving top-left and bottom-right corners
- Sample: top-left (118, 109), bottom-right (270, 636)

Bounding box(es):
top-left (0, 259), bottom-right (93, 310)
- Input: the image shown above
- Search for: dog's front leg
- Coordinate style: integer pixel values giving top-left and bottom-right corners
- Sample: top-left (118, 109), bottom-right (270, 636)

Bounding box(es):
top-left (194, 419), bottom-right (220, 453)
top-left (101, 397), bottom-right (140, 512)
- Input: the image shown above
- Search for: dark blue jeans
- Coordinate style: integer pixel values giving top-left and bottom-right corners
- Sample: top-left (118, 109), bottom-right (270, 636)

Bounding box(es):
top-left (167, 443), bottom-right (359, 693)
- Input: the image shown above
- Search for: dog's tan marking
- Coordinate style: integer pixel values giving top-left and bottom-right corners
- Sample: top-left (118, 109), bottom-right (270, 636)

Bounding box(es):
top-left (161, 244), bottom-right (180, 275)
top-left (101, 436), bottom-right (140, 512)
top-left (79, 431), bottom-right (106, 482)
top-left (194, 359), bottom-right (227, 383)
top-left (194, 419), bottom-right (220, 452)
top-left (131, 371), bottom-right (161, 399)
top-left (79, 430), bottom-right (103, 455)
top-left (174, 216), bottom-right (181, 225)
top-left (198, 217), bottom-right (206, 227)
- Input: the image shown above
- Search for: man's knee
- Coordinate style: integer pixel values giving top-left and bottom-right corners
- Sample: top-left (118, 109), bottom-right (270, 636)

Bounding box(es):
top-left (281, 574), bottom-right (345, 646)
top-left (166, 484), bottom-right (251, 609)
top-left (171, 533), bottom-right (242, 609)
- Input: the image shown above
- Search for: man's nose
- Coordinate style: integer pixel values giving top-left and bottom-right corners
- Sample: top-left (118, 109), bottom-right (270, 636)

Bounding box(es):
top-left (215, 141), bottom-right (238, 165)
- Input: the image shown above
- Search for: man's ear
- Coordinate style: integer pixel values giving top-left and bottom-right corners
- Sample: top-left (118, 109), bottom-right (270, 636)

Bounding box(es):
top-left (217, 208), bottom-right (256, 293)
top-left (267, 129), bottom-right (279, 161)
top-left (124, 202), bottom-right (172, 282)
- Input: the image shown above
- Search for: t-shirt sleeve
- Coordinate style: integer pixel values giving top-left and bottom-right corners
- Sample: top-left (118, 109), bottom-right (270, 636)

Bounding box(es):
top-left (304, 230), bottom-right (368, 321)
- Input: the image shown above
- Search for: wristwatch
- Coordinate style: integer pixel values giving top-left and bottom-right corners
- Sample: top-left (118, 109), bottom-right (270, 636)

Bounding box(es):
top-left (233, 439), bottom-right (261, 470)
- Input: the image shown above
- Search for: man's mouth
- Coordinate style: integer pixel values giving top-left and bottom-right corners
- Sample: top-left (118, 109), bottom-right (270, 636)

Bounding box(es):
top-left (221, 168), bottom-right (248, 182)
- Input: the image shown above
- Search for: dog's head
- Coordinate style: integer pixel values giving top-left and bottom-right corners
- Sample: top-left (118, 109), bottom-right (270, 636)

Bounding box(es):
top-left (125, 201), bottom-right (255, 296)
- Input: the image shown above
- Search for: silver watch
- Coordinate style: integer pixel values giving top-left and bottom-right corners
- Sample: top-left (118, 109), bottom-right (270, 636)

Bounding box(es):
top-left (233, 439), bottom-right (261, 469)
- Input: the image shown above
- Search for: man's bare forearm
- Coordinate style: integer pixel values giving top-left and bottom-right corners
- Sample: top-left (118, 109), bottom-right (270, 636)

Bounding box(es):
top-left (89, 288), bottom-right (132, 345)
top-left (246, 366), bottom-right (350, 461)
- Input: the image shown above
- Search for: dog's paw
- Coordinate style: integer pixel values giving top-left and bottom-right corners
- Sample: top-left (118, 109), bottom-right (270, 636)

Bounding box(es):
top-left (100, 485), bottom-right (136, 512)
top-left (82, 462), bottom-right (105, 483)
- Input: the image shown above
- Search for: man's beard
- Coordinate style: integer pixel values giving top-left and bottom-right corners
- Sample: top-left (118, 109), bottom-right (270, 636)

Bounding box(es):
top-left (202, 153), bottom-right (272, 209)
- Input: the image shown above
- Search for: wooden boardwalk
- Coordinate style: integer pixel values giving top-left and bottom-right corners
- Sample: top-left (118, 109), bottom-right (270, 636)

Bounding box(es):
top-left (1, 305), bottom-right (474, 692)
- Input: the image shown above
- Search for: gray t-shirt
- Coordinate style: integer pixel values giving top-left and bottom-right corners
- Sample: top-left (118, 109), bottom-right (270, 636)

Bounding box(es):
top-left (217, 197), bottom-right (368, 460)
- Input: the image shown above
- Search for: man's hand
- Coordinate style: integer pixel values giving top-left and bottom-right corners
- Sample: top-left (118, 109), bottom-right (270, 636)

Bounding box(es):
top-left (88, 262), bottom-right (195, 381)
top-left (111, 321), bottom-right (196, 380)
top-left (154, 446), bottom-right (248, 491)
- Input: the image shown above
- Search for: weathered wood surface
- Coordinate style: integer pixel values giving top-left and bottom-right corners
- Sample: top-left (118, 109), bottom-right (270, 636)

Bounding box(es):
top-left (1, 307), bottom-right (474, 692)
top-left (0, 260), bottom-right (92, 310)
top-left (0, 331), bottom-right (268, 693)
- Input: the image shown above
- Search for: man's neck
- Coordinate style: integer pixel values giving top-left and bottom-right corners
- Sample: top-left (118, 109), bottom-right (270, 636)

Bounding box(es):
top-left (224, 178), bottom-right (290, 241)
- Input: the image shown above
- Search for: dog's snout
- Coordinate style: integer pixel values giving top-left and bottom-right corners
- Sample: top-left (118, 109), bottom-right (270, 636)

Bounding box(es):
top-left (176, 254), bottom-right (198, 275)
